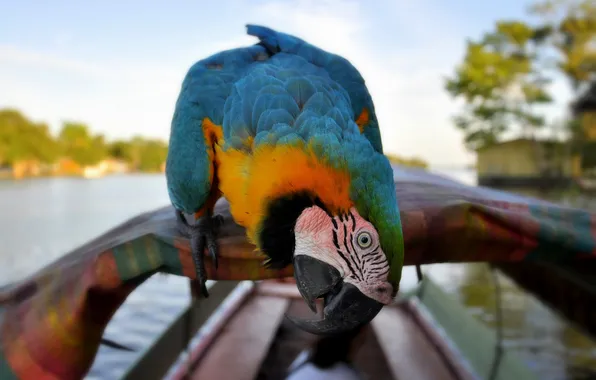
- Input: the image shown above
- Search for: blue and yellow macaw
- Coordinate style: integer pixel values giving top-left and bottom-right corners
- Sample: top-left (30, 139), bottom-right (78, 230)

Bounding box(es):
top-left (166, 25), bottom-right (405, 335)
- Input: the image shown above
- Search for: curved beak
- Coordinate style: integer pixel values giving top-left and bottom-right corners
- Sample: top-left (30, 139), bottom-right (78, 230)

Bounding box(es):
top-left (289, 255), bottom-right (384, 336)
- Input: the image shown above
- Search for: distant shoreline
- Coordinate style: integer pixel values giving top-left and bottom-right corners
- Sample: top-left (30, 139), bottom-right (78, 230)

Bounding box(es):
top-left (0, 165), bottom-right (476, 181)
top-left (0, 171), bottom-right (165, 181)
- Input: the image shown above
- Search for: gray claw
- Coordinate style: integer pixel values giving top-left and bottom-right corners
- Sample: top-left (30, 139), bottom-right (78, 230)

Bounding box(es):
top-left (208, 240), bottom-right (219, 269)
top-left (175, 210), bottom-right (222, 299)
top-left (213, 214), bottom-right (225, 228)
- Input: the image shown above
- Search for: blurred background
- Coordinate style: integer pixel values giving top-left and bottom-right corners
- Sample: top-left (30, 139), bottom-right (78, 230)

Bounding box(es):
top-left (1, 0), bottom-right (595, 379)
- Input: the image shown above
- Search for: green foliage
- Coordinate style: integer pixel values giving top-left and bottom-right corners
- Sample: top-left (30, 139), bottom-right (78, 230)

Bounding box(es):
top-left (385, 154), bottom-right (428, 169)
top-left (529, 0), bottom-right (596, 90)
top-left (445, 20), bottom-right (553, 151)
top-left (137, 140), bottom-right (168, 172)
top-left (58, 122), bottom-right (108, 167)
top-left (108, 140), bottom-right (133, 161)
top-left (0, 108), bottom-right (169, 174)
top-left (108, 137), bottom-right (168, 172)
top-left (0, 109), bottom-right (60, 165)
top-left (528, 0), bottom-right (596, 157)
top-left (446, 0), bottom-right (596, 152)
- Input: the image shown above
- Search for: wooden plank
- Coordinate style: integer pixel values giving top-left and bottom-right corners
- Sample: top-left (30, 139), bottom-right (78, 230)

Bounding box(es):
top-left (190, 295), bottom-right (290, 380)
top-left (255, 281), bottom-right (303, 299)
top-left (166, 281), bottom-right (255, 379)
top-left (121, 281), bottom-right (241, 380)
top-left (257, 300), bottom-right (396, 380)
top-left (372, 306), bottom-right (458, 380)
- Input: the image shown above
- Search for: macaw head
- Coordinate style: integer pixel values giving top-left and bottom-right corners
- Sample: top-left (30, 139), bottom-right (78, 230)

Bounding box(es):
top-left (292, 203), bottom-right (395, 330)
top-left (258, 157), bottom-right (404, 336)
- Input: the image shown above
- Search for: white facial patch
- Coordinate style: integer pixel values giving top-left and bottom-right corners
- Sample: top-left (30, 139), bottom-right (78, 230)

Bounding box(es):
top-left (294, 205), bottom-right (394, 305)
top-left (294, 231), bottom-right (346, 278)
top-left (329, 212), bottom-right (394, 305)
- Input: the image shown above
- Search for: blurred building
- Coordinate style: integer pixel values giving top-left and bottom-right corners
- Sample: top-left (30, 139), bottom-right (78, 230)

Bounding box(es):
top-left (52, 157), bottom-right (130, 178)
top-left (2, 160), bottom-right (42, 179)
top-left (476, 138), bottom-right (577, 188)
top-left (571, 80), bottom-right (596, 180)
top-left (477, 81), bottom-right (596, 189)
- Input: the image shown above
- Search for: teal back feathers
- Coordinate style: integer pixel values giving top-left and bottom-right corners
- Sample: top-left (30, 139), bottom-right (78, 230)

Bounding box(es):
top-left (166, 25), bottom-right (404, 284)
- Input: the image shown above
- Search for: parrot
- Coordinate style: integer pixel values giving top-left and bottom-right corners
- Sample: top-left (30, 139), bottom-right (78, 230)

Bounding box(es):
top-left (165, 24), bottom-right (405, 335)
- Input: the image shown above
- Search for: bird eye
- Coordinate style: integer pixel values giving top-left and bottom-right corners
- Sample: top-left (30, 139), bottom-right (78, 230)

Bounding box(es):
top-left (356, 231), bottom-right (372, 249)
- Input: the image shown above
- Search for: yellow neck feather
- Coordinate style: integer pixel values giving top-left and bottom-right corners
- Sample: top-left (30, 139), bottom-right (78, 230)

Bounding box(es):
top-left (215, 142), bottom-right (353, 245)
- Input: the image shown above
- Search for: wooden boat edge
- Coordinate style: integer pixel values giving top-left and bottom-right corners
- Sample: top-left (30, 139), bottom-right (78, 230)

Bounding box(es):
top-left (117, 278), bottom-right (537, 380)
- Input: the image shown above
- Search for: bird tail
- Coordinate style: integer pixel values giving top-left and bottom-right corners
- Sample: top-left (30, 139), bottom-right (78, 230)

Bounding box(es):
top-left (245, 24), bottom-right (304, 55)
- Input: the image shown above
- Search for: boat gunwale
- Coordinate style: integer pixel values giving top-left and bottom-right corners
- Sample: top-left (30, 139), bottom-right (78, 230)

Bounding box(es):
top-left (164, 279), bottom-right (495, 380)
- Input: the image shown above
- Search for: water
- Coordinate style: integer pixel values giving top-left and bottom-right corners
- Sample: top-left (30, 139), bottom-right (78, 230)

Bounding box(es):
top-left (0, 175), bottom-right (192, 379)
top-left (1, 170), bottom-right (595, 379)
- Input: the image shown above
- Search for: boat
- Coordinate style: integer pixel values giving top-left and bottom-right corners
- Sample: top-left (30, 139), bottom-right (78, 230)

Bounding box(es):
top-left (120, 277), bottom-right (535, 380)
top-left (0, 165), bottom-right (594, 379)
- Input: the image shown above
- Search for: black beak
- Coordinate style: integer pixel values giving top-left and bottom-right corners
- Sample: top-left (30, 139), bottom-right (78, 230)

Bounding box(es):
top-left (293, 255), bottom-right (342, 313)
top-left (289, 255), bottom-right (384, 336)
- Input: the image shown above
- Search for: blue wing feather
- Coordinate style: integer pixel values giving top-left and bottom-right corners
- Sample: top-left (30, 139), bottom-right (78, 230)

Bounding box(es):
top-left (244, 24), bottom-right (384, 153)
top-left (167, 24), bottom-right (385, 215)
top-left (166, 44), bottom-right (270, 214)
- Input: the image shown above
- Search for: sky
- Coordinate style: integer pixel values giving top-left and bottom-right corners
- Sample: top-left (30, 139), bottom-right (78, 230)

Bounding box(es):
top-left (0, 0), bottom-right (575, 167)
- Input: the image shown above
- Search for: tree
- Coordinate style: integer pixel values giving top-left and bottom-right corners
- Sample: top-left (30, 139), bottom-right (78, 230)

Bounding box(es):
top-left (530, 0), bottom-right (596, 162)
top-left (0, 109), bottom-right (60, 165)
top-left (385, 154), bottom-right (428, 169)
top-left (127, 136), bottom-right (146, 170)
top-left (529, 0), bottom-right (596, 92)
top-left (108, 139), bottom-right (134, 163)
top-left (137, 139), bottom-right (168, 172)
top-left (58, 122), bottom-right (107, 166)
top-left (0, 108), bottom-right (170, 174)
top-left (108, 136), bottom-right (168, 172)
top-left (445, 21), bottom-right (553, 151)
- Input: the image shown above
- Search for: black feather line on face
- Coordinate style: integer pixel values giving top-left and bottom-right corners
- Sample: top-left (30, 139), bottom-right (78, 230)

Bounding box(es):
top-left (258, 191), bottom-right (329, 270)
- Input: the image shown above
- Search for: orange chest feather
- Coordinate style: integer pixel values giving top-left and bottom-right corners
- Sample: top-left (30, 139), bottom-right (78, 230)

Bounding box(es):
top-left (214, 142), bottom-right (353, 244)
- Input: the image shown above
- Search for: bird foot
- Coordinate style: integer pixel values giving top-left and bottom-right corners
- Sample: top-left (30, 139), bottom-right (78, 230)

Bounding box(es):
top-left (176, 210), bottom-right (224, 297)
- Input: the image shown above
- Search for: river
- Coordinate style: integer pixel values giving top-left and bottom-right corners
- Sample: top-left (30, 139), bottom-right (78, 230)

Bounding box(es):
top-left (0, 169), bottom-right (595, 379)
